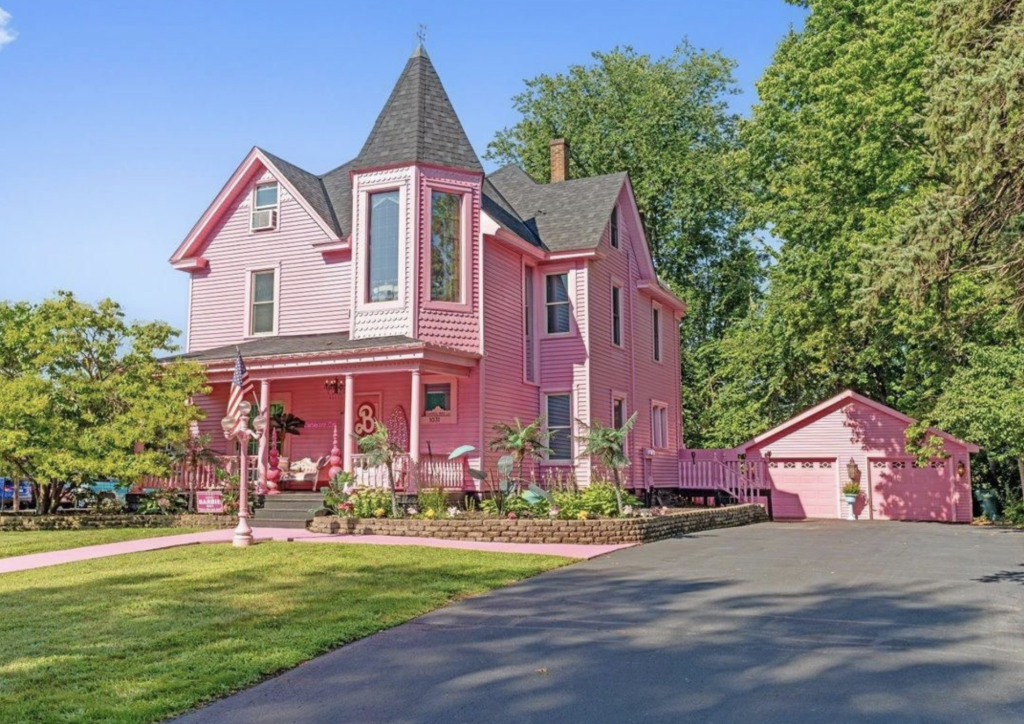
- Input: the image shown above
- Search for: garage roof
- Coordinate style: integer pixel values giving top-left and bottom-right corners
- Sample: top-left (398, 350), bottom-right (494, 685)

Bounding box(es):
top-left (734, 390), bottom-right (980, 454)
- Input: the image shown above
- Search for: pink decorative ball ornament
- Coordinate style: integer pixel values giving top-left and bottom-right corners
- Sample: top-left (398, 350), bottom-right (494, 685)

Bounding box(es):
top-left (266, 427), bottom-right (282, 495)
top-left (328, 424), bottom-right (344, 480)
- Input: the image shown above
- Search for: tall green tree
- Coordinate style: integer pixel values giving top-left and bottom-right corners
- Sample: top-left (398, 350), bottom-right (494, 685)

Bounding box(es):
top-left (888, 0), bottom-right (1024, 317)
top-left (487, 43), bottom-right (763, 445)
top-left (706, 0), bottom-right (938, 446)
top-left (0, 292), bottom-right (208, 513)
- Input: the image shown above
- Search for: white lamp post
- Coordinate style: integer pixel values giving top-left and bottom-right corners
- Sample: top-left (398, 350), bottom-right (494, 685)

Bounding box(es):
top-left (221, 400), bottom-right (267, 548)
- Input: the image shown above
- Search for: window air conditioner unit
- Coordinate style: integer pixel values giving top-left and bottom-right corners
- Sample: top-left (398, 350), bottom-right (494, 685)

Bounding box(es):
top-left (251, 209), bottom-right (277, 231)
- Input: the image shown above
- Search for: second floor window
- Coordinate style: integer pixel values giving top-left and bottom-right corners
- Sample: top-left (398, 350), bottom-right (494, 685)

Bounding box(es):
top-left (653, 305), bottom-right (662, 362)
top-left (546, 273), bottom-right (571, 334)
top-left (524, 269), bottom-right (536, 382)
top-left (250, 270), bottom-right (275, 335)
top-left (611, 285), bottom-right (622, 346)
top-left (430, 191), bottom-right (462, 302)
top-left (368, 191), bottom-right (400, 303)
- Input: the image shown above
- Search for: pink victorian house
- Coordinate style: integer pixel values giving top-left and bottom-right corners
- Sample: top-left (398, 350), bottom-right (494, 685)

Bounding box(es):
top-left (169, 45), bottom-right (686, 495)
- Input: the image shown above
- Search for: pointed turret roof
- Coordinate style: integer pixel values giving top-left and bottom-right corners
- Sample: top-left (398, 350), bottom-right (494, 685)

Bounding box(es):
top-left (354, 44), bottom-right (483, 173)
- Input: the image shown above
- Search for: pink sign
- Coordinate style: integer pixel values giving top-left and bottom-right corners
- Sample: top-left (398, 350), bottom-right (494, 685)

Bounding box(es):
top-left (197, 489), bottom-right (224, 514)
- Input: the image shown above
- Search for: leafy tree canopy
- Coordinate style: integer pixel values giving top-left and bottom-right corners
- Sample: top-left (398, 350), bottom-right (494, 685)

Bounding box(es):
top-left (0, 292), bottom-right (208, 513)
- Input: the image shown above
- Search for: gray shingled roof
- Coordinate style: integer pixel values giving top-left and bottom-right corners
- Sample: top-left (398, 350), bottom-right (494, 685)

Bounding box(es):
top-left (259, 149), bottom-right (342, 237)
top-left (251, 47), bottom-right (625, 253)
top-left (483, 166), bottom-right (627, 252)
top-left (356, 44), bottom-right (483, 173)
top-left (174, 332), bottom-right (420, 362)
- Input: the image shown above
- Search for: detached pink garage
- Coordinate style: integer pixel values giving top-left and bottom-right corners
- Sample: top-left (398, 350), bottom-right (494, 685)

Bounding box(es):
top-left (735, 391), bottom-right (978, 522)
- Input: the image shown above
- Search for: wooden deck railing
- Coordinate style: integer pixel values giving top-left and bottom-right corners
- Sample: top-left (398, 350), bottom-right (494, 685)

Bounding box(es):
top-left (678, 452), bottom-right (766, 503)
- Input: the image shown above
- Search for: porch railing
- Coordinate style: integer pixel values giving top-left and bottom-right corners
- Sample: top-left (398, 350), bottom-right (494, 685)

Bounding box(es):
top-left (352, 454), bottom-right (468, 493)
top-left (139, 455), bottom-right (258, 491)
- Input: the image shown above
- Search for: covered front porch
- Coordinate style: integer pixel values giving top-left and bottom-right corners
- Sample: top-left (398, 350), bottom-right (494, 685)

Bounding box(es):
top-left (183, 333), bottom-right (482, 493)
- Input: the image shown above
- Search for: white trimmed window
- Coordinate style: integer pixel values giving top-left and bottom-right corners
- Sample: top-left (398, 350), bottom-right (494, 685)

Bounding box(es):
top-left (545, 273), bottom-right (571, 334)
top-left (546, 393), bottom-right (573, 462)
top-left (424, 383), bottom-right (452, 414)
top-left (651, 402), bottom-right (669, 449)
top-left (611, 284), bottom-right (622, 347)
top-left (652, 304), bottom-right (662, 362)
top-left (610, 205), bottom-right (619, 249)
top-left (250, 270), bottom-right (276, 335)
top-left (251, 182), bottom-right (279, 231)
top-left (367, 190), bottom-right (400, 303)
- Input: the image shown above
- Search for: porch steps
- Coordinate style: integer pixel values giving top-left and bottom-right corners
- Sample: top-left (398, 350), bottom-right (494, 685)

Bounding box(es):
top-left (254, 492), bottom-right (323, 530)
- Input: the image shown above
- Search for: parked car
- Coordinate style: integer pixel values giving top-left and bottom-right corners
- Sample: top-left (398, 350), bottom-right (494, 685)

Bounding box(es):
top-left (1, 478), bottom-right (34, 509)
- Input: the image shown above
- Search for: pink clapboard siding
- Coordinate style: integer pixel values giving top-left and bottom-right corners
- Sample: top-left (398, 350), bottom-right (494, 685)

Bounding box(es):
top-left (588, 184), bottom-right (682, 488)
top-left (188, 167), bottom-right (351, 352)
top-left (739, 394), bottom-right (974, 522)
top-left (481, 238), bottom-right (540, 476)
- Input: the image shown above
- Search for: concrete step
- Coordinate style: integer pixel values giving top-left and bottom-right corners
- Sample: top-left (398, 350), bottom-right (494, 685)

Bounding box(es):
top-left (252, 517), bottom-right (310, 530)
top-left (261, 501), bottom-right (322, 513)
top-left (256, 508), bottom-right (315, 521)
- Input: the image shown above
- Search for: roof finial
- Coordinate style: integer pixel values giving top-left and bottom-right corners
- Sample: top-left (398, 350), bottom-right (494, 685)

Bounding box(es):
top-left (412, 24), bottom-right (429, 58)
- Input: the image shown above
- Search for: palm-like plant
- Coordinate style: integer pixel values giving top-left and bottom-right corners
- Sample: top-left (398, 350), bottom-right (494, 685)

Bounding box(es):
top-left (168, 432), bottom-right (221, 512)
top-left (488, 416), bottom-right (551, 485)
top-left (355, 420), bottom-right (403, 517)
top-left (576, 412), bottom-right (638, 514)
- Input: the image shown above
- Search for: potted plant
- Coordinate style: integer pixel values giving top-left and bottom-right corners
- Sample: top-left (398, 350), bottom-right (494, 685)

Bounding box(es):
top-left (841, 481), bottom-right (861, 506)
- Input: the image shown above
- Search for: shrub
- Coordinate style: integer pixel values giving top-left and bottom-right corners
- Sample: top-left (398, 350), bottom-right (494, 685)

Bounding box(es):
top-left (480, 493), bottom-right (548, 518)
top-left (1004, 500), bottom-right (1024, 526)
top-left (323, 471), bottom-right (355, 513)
top-left (417, 487), bottom-right (449, 517)
top-left (345, 487), bottom-right (395, 518)
top-left (136, 490), bottom-right (186, 515)
top-left (551, 483), bottom-right (642, 519)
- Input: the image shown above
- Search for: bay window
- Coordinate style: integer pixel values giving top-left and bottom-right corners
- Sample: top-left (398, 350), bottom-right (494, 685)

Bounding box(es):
top-left (430, 191), bottom-right (462, 302)
top-left (368, 190), bottom-right (400, 303)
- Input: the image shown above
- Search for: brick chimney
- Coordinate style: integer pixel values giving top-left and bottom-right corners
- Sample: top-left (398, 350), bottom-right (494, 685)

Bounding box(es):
top-left (549, 138), bottom-right (569, 183)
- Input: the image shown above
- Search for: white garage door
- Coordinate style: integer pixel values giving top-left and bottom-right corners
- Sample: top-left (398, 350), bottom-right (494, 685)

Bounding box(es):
top-left (768, 458), bottom-right (838, 519)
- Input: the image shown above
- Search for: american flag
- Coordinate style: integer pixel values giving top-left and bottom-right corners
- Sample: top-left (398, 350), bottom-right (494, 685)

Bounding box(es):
top-left (226, 350), bottom-right (255, 436)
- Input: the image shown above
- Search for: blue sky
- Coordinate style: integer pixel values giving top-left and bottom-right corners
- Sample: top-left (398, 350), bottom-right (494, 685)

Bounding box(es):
top-left (0, 1), bottom-right (804, 342)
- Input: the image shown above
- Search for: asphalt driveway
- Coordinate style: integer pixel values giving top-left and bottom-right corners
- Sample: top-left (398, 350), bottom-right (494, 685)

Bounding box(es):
top-left (172, 521), bottom-right (1024, 724)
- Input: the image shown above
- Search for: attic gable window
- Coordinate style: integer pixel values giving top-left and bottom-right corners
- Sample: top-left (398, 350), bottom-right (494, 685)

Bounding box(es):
top-left (610, 206), bottom-right (619, 248)
top-left (252, 182), bottom-right (279, 231)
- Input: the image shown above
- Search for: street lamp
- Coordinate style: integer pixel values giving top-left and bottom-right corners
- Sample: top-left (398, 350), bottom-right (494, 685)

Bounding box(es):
top-left (221, 400), bottom-right (267, 548)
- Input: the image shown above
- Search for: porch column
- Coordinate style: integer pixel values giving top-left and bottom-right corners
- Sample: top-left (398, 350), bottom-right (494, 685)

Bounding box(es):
top-left (343, 373), bottom-right (355, 473)
top-left (410, 369), bottom-right (422, 463)
top-left (257, 379), bottom-right (271, 493)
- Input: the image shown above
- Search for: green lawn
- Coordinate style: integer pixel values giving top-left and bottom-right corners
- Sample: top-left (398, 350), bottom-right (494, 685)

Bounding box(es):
top-left (0, 528), bottom-right (203, 559)
top-left (0, 542), bottom-right (568, 724)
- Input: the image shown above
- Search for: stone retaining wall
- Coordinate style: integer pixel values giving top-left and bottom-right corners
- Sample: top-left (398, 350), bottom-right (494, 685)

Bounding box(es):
top-left (0, 513), bottom-right (237, 531)
top-left (308, 504), bottom-right (768, 545)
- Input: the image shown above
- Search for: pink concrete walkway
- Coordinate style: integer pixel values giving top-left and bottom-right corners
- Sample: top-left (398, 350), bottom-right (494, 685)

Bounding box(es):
top-left (0, 527), bottom-right (632, 574)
